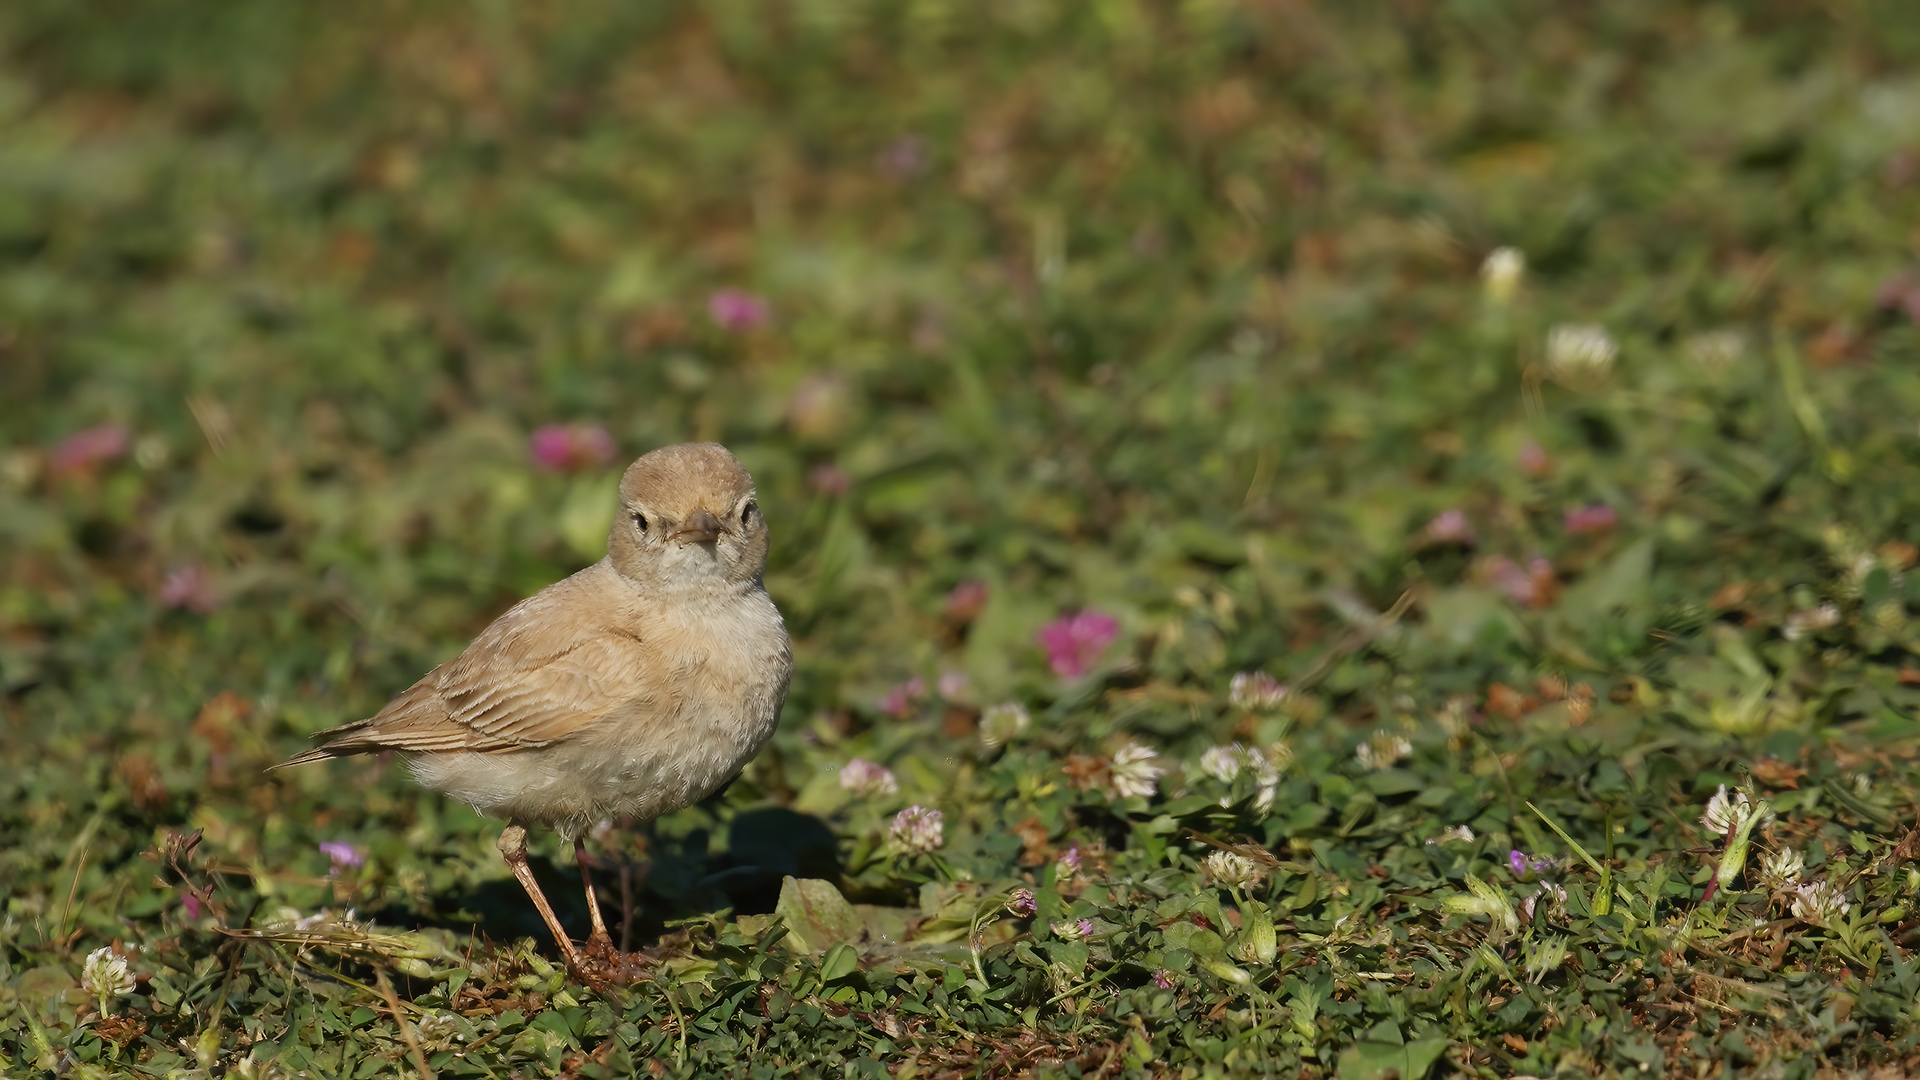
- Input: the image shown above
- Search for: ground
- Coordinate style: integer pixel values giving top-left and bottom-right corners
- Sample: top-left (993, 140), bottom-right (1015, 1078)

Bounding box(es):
top-left (7, 2), bottom-right (1920, 1077)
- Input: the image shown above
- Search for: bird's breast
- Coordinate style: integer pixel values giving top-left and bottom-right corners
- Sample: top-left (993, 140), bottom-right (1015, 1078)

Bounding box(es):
top-left (591, 588), bottom-right (791, 813)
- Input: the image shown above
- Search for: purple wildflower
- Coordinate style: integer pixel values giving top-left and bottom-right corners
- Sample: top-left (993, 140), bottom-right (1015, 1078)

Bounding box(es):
top-left (1006, 888), bottom-right (1036, 917)
top-left (707, 289), bottom-right (770, 331)
top-left (1035, 611), bottom-right (1119, 678)
top-left (1050, 918), bottom-right (1095, 942)
top-left (1423, 509), bottom-right (1476, 546)
top-left (877, 134), bottom-right (930, 178)
top-left (159, 564), bottom-right (221, 614)
top-left (1563, 503), bottom-right (1618, 535)
top-left (529, 423), bottom-right (617, 471)
top-left (808, 463), bottom-right (850, 496)
top-left (1508, 849), bottom-right (1554, 876)
top-left (320, 841), bottom-right (365, 871)
top-left (1877, 271), bottom-right (1920, 323)
top-left (838, 759), bottom-right (898, 798)
top-left (1483, 554), bottom-right (1556, 608)
top-left (1055, 845), bottom-right (1083, 880)
top-left (879, 676), bottom-right (926, 718)
top-left (1152, 970), bottom-right (1177, 990)
top-left (49, 424), bottom-right (131, 475)
top-left (944, 579), bottom-right (990, 624)
top-left (888, 805), bottom-right (944, 856)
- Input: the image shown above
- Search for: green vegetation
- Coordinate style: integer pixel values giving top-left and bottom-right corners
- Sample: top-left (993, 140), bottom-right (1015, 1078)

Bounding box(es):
top-left (8, 1), bottom-right (1920, 1075)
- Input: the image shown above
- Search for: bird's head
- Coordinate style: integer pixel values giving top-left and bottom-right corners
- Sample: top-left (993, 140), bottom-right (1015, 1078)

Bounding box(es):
top-left (607, 442), bottom-right (768, 589)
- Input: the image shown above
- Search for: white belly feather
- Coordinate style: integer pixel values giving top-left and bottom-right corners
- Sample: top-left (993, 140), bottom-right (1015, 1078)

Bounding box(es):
top-left (406, 587), bottom-right (790, 842)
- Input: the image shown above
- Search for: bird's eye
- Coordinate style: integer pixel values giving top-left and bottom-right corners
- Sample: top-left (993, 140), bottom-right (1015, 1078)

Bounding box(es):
top-left (633, 512), bottom-right (649, 532)
top-left (741, 501), bottom-right (756, 526)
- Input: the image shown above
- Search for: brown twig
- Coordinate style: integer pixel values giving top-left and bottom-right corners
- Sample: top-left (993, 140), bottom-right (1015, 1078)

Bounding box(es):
top-left (376, 968), bottom-right (435, 1080)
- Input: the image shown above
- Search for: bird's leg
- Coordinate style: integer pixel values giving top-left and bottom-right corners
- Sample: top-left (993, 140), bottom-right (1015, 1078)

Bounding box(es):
top-left (574, 839), bottom-right (616, 959)
top-left (495, 825), bottom-right (589, 976)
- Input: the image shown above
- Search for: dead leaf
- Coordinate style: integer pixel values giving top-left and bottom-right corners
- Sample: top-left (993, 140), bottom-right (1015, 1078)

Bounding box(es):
top-left (1751, 757), bottom-right (1807, 789)
top-left (1486, 683), bottom-right (1538, 720)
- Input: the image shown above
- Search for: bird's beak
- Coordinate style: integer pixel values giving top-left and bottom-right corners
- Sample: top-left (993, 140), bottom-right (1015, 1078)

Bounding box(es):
top-left (671, 508), bottom-right (724, 544)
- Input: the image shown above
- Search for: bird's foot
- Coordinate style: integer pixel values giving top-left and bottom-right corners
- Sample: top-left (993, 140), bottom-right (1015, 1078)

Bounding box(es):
top-left (564, 940), bottom-right (654, 988)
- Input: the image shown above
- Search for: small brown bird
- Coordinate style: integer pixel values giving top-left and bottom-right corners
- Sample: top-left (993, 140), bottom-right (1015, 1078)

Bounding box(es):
top-left (274, 442), bottom-right (792, 978)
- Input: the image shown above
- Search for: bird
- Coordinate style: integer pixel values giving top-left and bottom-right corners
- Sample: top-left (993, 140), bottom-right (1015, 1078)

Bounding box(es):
top-left (273, 442), bottom-right (792, 979)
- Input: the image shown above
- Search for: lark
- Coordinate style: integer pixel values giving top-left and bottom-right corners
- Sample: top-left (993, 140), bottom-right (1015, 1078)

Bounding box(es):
top-left (275, 442), bottom-right (792, 979)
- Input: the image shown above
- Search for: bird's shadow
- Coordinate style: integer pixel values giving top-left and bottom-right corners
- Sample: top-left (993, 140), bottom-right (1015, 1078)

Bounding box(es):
top-left (442, 806), bottom-right (841, 950)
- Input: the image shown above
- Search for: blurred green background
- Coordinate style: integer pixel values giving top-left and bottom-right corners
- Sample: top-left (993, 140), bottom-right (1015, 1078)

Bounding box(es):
top-left (8, 1), bottom-right (1920, 1074)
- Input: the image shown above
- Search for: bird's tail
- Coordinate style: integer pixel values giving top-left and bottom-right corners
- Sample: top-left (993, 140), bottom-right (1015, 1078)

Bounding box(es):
top-left (268, 717), bottom-right (379, 770)
top-left (267, 746), bottom-right (341, 770)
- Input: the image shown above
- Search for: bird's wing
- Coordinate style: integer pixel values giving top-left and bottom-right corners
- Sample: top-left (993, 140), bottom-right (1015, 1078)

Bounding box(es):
top-left (281, 573), bottom-right (663, 761)
top-left (433, 624), bottom-right (658, 747)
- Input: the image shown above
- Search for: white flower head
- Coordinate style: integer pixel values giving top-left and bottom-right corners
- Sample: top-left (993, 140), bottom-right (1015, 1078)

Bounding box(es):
top-left (1699, 784), bottom-right (1771, 835)
top-left (1229, 671), bottom-right (1289, 711)
top-left (1480, 247), bottom-right (1526, 304)
top-left (1354, 730), bottom-right (1412, 771)
top-left (1520, 882), bottom-right (1568, 923)
top-left (82, 947), bottom-right (136, 1005)
top-left (1110, 741), bottom-right (1162, 799)
top-left (1782, 603), bottom-right (1841, 641)
top-left (1756, 848), bottom-right (1806, 891)
top-left (1544, 324), bottom-right (1618, 386)
top-left (888, 805), bottom-right (944, 855)
top-left (414, 1011), bottom-right (464, 1052)
top-left (1200, 850), bottom-right (1267, 890)
top-left (1050, 917), bottom-right (1095, 942)
top-left (839, 758), bottom-right (898, 798)
top-left (1199, 744), bottom-right (1245, 783)
top-left (978, 702), bottom-right (1031, 748)
top-left (1790, 879), bottom-right (1850, 929)
top-left (1686, 329), bottom-right (1744, 373)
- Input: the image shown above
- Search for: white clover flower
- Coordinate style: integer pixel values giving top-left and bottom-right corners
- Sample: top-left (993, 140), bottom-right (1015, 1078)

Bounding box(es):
top-left (839, 758), bottom-right (898, 798)
top-left (1480, 247), bottom-right (1526, 304)
top-left (1354, 731), bottom-right (1411, 771)
top-left (1520, 882), bottom-right (1568, 923)
top-left (413, 1011), bottom-right (463, 1052)
top-left (1110, 742), bottom-right (1162, 799)
top-left (82, 947), bottom-right (136, 1009)
top-left (978, 702), bottom-right (1031, 749)
top-left (1782, 603), bottom-right (1841, 641)
top-left (1699, 784), bottom-right (1771, 835)
top-left (1544, 324), bottom-right (1618, 386)
top-left (1199, 744), bottom-right (1245, 783)
top-left (1756, 848), bottom-right (1806, 891)
top-left (1686, 329), bottom-right (1744, 373)
top-left (1050, 918), bottom-right (1095, 942)
top-left (1252, 783), bottom-right (1278, 815)
top-left (1425, 825), bottom-right (1475, 846)
top-left (888, 805), bottom-right (944, 855)
top-left (1201, 851), bottom-right (1267, 890)
top-left (1229, 671), bottom-right (1289, 711)
top-left (1790, 879), bottom-right (1850, 929)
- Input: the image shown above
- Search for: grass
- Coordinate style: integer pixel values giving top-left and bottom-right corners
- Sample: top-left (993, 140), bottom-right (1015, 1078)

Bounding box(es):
top-left (7, 1), bottom-right (1920, 1076)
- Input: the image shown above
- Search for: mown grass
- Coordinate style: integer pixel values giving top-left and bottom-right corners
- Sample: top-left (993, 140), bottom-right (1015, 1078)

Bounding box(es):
top-left (8, 2), bottom-right (1920, 1076)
